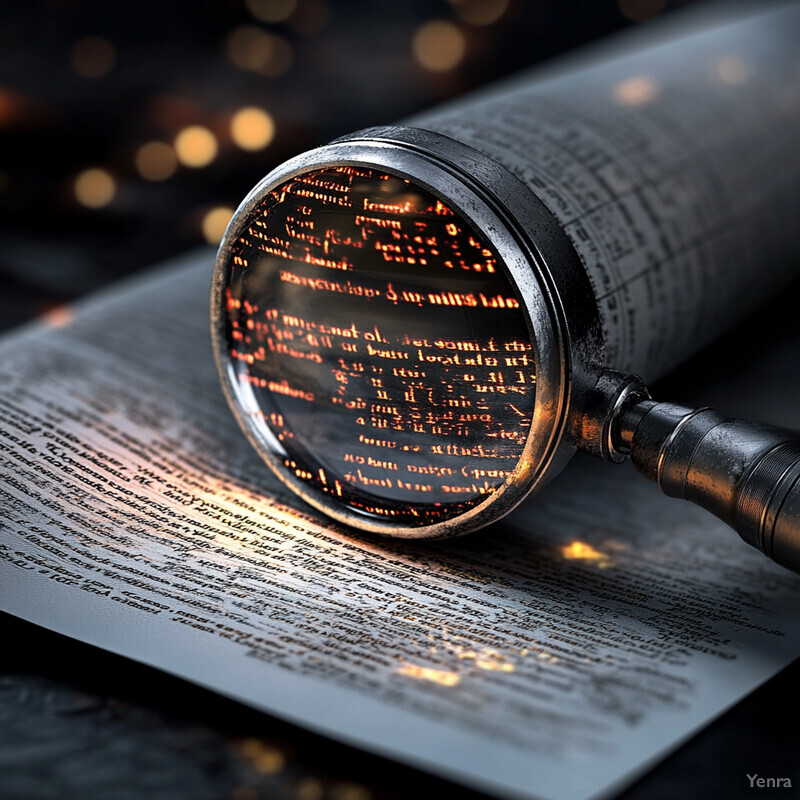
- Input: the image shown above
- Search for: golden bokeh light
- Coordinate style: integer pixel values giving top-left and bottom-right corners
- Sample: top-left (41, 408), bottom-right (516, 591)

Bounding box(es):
top-left (230, 107), bottom-right (275, 151)
top-left (457, 648), bottom-right (515, 672)
top-left (225, 26), bottom-right (294, 77)
top-left (617, 0), bottom-right (666, 23)
top-left (202, 206), bottom-right (235, 244)
top-left (613, 76), bottom-right (659, 106)
top-left (70, 36), bottom-right (116, 78)
top-left (245, 0), bottom-right (298, 23)
top-left (331, 783), bottom-right (371, 800)
top-left (412, 21), bottom-right (466, 73)
top-left (396, 662), bottom-right (461, 686)
top-left (295, 778), bottom-right (324, 800)
top-left (174, 126), bottom-right (218, 168)
top-left (239, 738), bottom-right (286, 774)
top-left (135, 141), bottom-right (177, 181)
top-left (451, 0), bottom-right (509, 26)
top-left (561, 540), bottom-right (613, 568)
top-left (74, 168), bottom-right (116, 208)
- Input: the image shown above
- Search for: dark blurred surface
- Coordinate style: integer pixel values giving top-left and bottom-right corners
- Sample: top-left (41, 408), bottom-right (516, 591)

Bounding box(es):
top-left (0, 0), bottom-right (655, 331)
top-left (3, 1), bottom-right (798, 799)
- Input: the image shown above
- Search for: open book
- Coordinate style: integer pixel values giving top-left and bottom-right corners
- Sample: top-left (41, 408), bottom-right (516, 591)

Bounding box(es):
top-left (2, 250), bottom-right (799, 800)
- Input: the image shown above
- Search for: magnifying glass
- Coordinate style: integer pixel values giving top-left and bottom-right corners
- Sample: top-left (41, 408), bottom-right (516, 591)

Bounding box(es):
top-left (211, 127), bottom-right (800, 574)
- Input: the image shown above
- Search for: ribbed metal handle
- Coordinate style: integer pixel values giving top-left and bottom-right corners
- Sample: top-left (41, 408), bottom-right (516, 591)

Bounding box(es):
top-left (618, 400), bottom-right (800, 573)
top-left (735, 441), bottom-right (800, 569)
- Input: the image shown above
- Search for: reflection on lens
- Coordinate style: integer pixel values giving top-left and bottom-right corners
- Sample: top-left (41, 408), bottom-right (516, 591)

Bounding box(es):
top-left (222, 166), bottom-right (536, 525)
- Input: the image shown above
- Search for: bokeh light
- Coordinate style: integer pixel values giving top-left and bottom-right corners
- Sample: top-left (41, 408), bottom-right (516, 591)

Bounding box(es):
top-left (70, 36), bottom-right (116, 78)
top-left (450, 0), bottom-right (509, 27)
top-left (613, 76), bottom-right (659, 106)
top-left (294, 777), bottom-right (324, 800)
top-left (74, 168), bottom-right (116, 208)
top-left (329, 783), bottom-right (371, 800)
top-left (245, 0), bottom-right (298, 24)
top-left (238, 738), bottom-right (287, 775)
top-left (0, 87), bottom-right (26, 126)
top-left (135, 141), bottom-right (177, 181)
top-left (230, 107), bottom-right (275, 151)
top-left (412, 21), bottom-right (466, 73)
top-left (225, 26), bottom-right (294, 77)
top-left (202, 206), bottom-right (235, 244)
top-left (174, 126), bottom-right (218, 168)
top-left (41, 305), bottom-right (74, 328)
top-left (715, 54), bottom-right (750, 85)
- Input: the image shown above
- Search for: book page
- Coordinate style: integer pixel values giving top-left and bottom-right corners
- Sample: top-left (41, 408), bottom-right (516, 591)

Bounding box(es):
top-left (2, 252), bottom-right (800, 800)
top-left (409, 3), bottom-right (800, 379)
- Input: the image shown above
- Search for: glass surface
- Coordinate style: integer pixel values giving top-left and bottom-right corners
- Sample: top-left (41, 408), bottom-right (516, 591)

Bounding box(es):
top-left (223, 166), bottom-right (536, 525)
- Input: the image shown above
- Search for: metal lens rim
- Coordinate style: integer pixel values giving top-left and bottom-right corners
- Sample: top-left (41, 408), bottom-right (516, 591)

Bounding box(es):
top-left (210, 136), bottom-right (570, 538)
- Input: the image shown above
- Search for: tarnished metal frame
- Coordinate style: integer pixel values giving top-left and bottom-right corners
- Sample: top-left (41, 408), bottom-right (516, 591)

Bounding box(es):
top-left (210, 126), bottom-right (604, 538)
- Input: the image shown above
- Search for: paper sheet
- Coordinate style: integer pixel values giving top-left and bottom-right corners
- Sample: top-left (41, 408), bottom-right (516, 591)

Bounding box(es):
top-left (410, 3), bottom-right (800, 379)
top-left (2, 252), bottom-right (799, 800)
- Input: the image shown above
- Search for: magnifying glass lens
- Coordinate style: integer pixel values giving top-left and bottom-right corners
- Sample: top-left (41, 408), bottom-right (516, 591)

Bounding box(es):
top-left (223, 166), bottom-right (536, 525)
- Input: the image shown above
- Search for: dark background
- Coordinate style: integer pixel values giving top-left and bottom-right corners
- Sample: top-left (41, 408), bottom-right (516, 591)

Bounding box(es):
top-left (2, 1), bottom-right (798, 799)
top-left (0, 0), bottom-right (690, 331)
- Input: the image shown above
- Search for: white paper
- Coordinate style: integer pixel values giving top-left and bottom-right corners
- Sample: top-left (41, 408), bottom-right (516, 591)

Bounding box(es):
top-left (410, 3), bottom-right (800, 380)
top-left (2, 252), bottom-right (800, 800)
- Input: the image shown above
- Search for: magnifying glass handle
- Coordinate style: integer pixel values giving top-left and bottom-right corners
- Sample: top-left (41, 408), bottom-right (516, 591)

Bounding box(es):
top-left (616, 400), bottom-right (800, 573)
